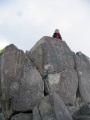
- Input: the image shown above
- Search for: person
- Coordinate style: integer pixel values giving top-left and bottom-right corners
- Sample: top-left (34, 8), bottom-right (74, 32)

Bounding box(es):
top-left (52, 29), bottom-right (62, 40)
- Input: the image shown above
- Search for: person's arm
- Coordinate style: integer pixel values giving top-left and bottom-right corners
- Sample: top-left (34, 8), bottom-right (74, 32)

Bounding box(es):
top-left (58, 33), bottom-right (62, 40)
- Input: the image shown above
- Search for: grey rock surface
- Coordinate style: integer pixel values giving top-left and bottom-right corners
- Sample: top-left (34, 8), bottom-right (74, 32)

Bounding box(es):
top-left (17, 58), bottom-right (44, 111)
top-left (38, 96), bottom-right (56, 120)
top-left (74, 52), bottom-right (90, 103)
top-left (67, 106), bottom-right (79, 116)
top-left (1, 44), bottom-right (26, 119)
top-left (52, 93), bottom-right (73, 120)
top-left (28, 36), bottom-right (75, 74)
top-left (0, 54), bottom-right (2, 90)
top-left (1, 36), bottom-right (90, 120)
top-left (28, 36), bottom-right (78, 105)
top-left (33, 106), bottom-right (41, 120)
top-left (0, 54), bottom-right (2, 110)
top-left (34, 94), bottom-right (73, 120)
top-left (72, 104), bottom-right (90, 120)
top-left (10, 113), bottom-right (32, 120)
top-left (1, 44), bottom-right (44, 119)
top-left (48, 69), bottom-right (78, 105)
top-left (0, 113), bottom-right (4, 120)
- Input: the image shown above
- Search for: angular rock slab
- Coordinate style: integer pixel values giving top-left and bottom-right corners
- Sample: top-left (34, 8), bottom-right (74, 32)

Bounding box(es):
top-left (74, 52), bottom-right (90, 103)
top-left (52, 93), bottom-right (73, 120)
top-left (38, 96), bottom-right (56, 120)
top-left (28, 36), bottom-right (78, 105)
top-left (1, 44), bottom-right (44, 119)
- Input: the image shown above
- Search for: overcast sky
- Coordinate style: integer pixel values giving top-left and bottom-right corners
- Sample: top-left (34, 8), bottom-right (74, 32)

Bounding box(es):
top-left (0, 0), bottom-right (90, 57)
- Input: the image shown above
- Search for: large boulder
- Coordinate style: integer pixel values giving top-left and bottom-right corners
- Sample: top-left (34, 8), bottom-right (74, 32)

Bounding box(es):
top-left (1, 44), bottom-right (44, 119)
top-left (47, 69), bottom-right (78, 105)
top-left (28, 36), bottom-right (78, 105)
top-left (74, 52), bottom-right (90, 103)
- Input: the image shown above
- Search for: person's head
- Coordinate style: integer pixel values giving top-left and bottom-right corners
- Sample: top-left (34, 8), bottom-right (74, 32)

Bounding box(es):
top-left (55, 29), bottom-right (59, 33)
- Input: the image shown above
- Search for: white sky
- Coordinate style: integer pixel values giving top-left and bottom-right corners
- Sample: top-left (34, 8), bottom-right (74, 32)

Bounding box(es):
top-left (0, 0), bottom-right (90, 57)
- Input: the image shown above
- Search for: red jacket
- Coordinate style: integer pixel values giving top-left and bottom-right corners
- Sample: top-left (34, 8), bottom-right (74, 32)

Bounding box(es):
top-left (52, 33), bottom-right (62, 40)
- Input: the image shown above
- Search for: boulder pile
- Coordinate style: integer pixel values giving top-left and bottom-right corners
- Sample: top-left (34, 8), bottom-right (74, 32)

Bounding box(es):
top-left (0, 36), bottom-right (90, 120)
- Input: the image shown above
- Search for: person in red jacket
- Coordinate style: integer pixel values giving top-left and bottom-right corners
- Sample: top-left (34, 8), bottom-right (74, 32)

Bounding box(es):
top-left (52, 29), bottom-right (62, 40)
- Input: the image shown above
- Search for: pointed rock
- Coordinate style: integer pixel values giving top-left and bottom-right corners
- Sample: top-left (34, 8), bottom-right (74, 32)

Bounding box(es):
top-left (33, 106), bottom-right (41, 120)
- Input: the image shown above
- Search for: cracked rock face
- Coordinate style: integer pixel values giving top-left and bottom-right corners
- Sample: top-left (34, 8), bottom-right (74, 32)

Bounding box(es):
top-left (0, 44), bottom-right (44, 120)
top-left (74, 52), bottom-right (90, 103)
top-left (28, 36), bottom-right (78, 105)
top-left (33, 94), bottom-right (73, 120)
top-left (28, 37), bottom-right (75, 74)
